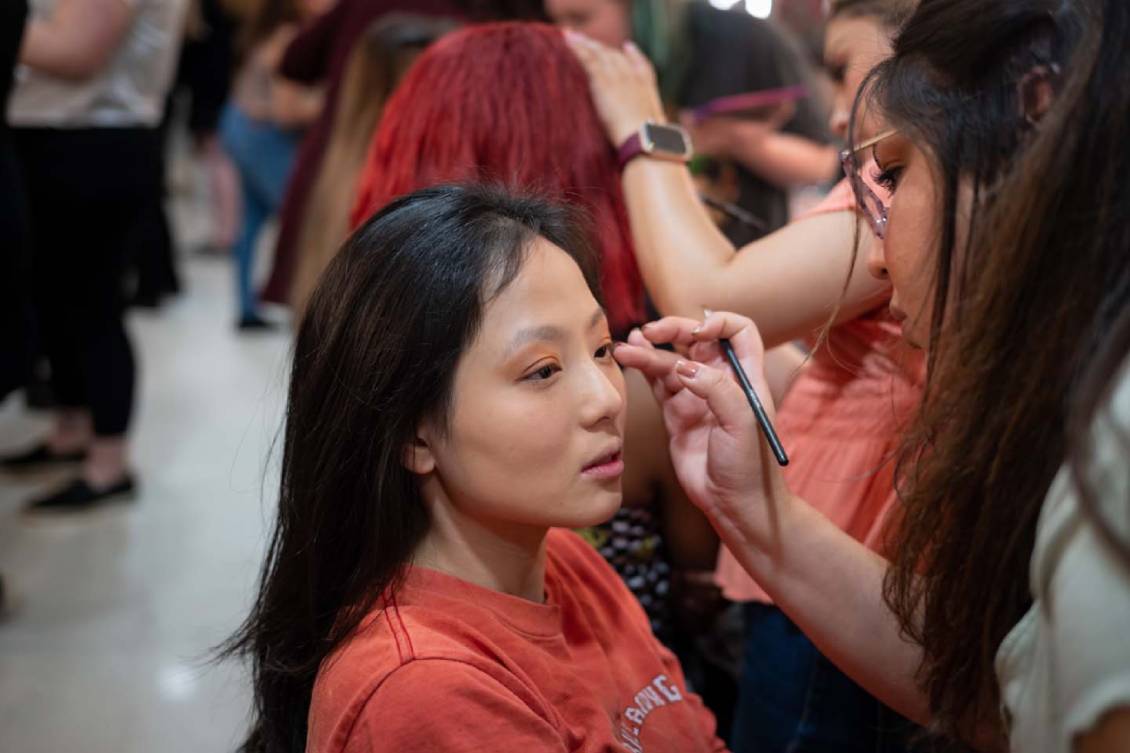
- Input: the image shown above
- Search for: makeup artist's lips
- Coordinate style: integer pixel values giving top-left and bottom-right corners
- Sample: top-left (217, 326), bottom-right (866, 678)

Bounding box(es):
top-left (581, 448), bottom-right (624, 480)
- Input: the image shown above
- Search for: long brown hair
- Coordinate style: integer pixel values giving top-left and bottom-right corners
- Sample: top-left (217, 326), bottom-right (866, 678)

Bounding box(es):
top-left (853, 0), bottom-right (1128, 743)
top-left (290, 14), bottom-right (457, 314)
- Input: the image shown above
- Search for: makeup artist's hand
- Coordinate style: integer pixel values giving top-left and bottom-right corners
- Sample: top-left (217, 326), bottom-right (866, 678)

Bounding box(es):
top-left (614, 312), bottom-right (793, 551)
top-left (564, 29), bottom-right (665, 147)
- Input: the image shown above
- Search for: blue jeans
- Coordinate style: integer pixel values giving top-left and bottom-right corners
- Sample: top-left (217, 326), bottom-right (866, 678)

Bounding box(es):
top-left (730, 603), bottom-right (919, 753)
top-left (219, 105), bottom-right (299, 318)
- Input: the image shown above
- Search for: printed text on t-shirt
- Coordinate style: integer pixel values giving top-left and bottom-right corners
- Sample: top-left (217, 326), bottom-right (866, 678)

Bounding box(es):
top-left (617, 674), bottom-right (685, 752)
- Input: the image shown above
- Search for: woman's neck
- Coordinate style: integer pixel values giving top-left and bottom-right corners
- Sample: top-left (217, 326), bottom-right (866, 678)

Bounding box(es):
top-left (412, 487), bottom-right (549, 603)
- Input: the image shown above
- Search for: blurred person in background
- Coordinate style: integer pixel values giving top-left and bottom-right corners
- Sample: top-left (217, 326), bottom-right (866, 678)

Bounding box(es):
top-left (0, 0), bottom-right (33, 406)
top-left (547, 0), bottom-right (835, 245)
top-left (1, 0), bottom-right (189, 512)
top-left (175, 0), bottom-right (241, 258)
top-left (289, 13), bottom-right (457, 316)
top-left (0, 0), bottom-right (30, 616)
top-left (254, 0), bottom-right (470, 308)
top-left (219, 0), bottom-right (327, 331)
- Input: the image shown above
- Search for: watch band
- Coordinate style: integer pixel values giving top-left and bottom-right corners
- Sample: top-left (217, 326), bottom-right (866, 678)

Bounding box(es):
top-left (617, 132), bottom-right (644, 171)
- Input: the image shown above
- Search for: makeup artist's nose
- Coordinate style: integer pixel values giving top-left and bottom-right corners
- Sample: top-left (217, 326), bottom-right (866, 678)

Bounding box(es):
top-left (866, 235), bottom-right (889, 281)
top-left (829, 104), bottom-right (850, 141)
top-left (578, 362), bottom-right (625, 428)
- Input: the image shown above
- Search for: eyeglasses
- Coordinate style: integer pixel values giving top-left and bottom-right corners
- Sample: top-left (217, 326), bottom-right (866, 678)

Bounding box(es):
top-left (840, 128), bottom-right (898, 240)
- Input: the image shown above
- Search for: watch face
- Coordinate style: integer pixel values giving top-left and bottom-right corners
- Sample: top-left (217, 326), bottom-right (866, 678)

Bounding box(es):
top-left (643, 123), bottom-right (690, 156)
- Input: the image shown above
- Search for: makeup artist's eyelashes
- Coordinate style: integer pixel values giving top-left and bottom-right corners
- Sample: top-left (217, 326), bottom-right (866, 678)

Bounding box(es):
top-left (871, 164), bottom-right (903, 192)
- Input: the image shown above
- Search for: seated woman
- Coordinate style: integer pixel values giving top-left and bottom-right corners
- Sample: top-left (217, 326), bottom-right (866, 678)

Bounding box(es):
top-left (348, 21), bottom-right (720, 648)
top-left (224, 184), bottom-right (726, 753)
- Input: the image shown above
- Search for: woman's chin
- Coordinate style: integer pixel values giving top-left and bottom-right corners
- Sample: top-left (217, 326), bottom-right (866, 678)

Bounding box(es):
top-left (561, 488), bottom-right (623, 529)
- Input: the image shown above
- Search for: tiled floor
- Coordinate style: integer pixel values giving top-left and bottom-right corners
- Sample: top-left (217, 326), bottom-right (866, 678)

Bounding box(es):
top-left (0, 242), bottom-right (290, 751)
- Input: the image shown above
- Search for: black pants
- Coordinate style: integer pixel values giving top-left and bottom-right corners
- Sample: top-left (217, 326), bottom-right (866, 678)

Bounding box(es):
top-left (14, 127), bottom-right (162, 437)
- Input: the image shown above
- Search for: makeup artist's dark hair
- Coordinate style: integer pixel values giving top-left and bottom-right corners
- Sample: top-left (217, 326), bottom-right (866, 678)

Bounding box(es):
top-left (848, 0), bottom-right (1111, 745)
top-left (219, 184), bottom-right (601, 753)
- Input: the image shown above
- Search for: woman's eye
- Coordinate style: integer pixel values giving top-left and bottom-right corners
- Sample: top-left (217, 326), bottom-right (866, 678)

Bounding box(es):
top-left (595, 343), bottom-right (613, 359)
top-left (871, 165), bottom-right (904, 192)
top-left (524, 363), bottom-right (561, 382)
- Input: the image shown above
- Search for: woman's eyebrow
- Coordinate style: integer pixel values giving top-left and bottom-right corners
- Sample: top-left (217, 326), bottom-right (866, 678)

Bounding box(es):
top-left (505, 308), bottom-right (606, 357)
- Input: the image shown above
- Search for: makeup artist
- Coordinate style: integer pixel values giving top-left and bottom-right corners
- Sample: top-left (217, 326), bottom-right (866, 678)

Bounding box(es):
top-left (568, 3), bottom-right (925, 750)
top-left (614, 0), bottom-right (1130, 751)
top-left (547, 0), bottom-right (833, 245)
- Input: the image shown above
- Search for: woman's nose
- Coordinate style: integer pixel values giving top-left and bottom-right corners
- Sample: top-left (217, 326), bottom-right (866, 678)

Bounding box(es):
top-left (580, 363), bottom-right (625, 427)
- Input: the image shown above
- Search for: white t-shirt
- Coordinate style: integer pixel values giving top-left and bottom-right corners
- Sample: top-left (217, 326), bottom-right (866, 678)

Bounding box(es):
top-left (8, 0), bottom-right (188, 128)
top-left (996, 365), bottom-right (1130, 752)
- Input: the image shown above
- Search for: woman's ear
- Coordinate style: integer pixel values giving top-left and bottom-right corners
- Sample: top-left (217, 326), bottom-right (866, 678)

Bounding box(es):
top-left (1019, 64), bottom-right (1059, 125)
top-left (402, 426), bottom-right (437, 475)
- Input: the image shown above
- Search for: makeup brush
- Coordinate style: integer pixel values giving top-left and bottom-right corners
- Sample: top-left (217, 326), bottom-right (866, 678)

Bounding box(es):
top-left (704, 310), bottom-right (789, 467)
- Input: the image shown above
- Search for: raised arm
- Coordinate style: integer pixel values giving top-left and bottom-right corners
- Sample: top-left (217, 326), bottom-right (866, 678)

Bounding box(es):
top-left (566, 33), bottom-right (888, 347)
top-left (19, 0), bottom-right (134, 80)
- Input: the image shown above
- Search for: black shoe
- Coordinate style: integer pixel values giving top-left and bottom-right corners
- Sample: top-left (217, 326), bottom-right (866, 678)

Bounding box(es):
top-left (237, 314), bottom-right (275, 332)
top-left (24, 475), bottom-right (137, 515)
top-left (1, 443), bottom-right (86, 471)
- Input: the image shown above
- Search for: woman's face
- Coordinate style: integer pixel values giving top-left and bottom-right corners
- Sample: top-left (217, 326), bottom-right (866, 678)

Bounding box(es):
top-left (867, 131), bottom-right (966, 348)
top-left (546, 0), bottom-right (632, 48)
top-left (413, 238), bottom-right (627, 531)
top-left (823, 15), bottom-right (895, 140)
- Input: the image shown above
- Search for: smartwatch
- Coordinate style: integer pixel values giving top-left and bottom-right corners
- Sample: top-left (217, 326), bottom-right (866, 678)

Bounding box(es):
top-left (617, 122), bottom-right (694, 171)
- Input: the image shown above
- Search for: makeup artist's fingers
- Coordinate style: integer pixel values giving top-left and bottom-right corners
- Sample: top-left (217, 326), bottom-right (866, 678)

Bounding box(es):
top-left (627, 326), bottom-right (655, 350)
top-left (639, 317), bottom-right (708, 347)
top-left (688, 339), bottom-right (724, 366)
top-left (673, 360), bottom-right (756, 436)
top-left (614, 342), bottom-right (684, 395)
top-left (692, 310), bottom-right (760, 346)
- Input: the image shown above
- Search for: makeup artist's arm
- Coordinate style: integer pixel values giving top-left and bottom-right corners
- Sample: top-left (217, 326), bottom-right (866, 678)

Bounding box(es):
top-left (566, 33), bottom-right (889, 347)
top-left (20, 0), bottom-right (134, 80)
top-left (614, 313), bottom-right (1006, 753)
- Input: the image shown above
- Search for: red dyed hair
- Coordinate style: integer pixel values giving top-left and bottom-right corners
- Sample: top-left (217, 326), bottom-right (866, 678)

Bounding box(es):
top-left (350, 22), bottom-right (644, 332)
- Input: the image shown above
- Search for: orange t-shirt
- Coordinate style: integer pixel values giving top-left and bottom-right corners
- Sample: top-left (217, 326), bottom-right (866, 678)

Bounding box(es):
top-left (308, 528), bottom-right (727, 753)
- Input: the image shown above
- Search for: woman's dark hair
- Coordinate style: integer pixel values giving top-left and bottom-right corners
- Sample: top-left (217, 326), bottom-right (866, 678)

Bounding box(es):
top-left (220, 184), bottom-right (601, 753)
top-left (849, 0), bottom-right (1129, 744)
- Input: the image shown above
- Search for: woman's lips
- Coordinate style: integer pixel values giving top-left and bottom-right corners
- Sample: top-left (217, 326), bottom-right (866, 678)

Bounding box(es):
top-left (581, 451), bottom-right (624, 480)
top-left (889, 303), bottom-right (908, 323)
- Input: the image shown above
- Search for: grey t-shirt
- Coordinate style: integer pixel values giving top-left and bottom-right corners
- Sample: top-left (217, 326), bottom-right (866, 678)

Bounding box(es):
top-left (8, 0), bottom-right (187, 128)
top-left (996, 364), bottom-right (1130, 752)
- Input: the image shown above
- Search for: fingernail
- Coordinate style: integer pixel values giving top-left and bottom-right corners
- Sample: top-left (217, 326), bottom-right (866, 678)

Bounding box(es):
top-left (703, 307), bottom-right (714, 318)
top-left (691, 323), bottom-right (704, 335)
top-left (676, 360), bottom-right (698, 379)
top-left (641, 322), bottom-right (656, 331)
